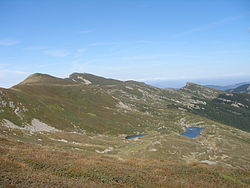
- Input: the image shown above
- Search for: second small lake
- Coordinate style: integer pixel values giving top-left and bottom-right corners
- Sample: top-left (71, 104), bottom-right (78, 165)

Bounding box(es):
top-left (181, 127), bottom-right (204, 138)
top-left (125, 134), bottom-right (148, 139)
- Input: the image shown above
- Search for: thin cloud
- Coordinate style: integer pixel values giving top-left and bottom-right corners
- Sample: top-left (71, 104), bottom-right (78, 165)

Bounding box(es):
top-left (77, 48), bottom-right (87, 53)
top-left (173, 14), bottom-right (244, 38)
top-left (86, 53), bottom-right (201, 63)
top-left (35, 62), bottom-right (64, 68)
top-left (23, 46), bottom-right (48, 50)
top-left (43, 49), bottom-right (71, 57)
top-left (212, 50), bottom-right (250, 54)
top-left (0, 39), bottom-right (20, 46)
top-left (24, 46), bottom-right (86, 58)
top-left (116, 53), bottom-right (201, 61)
top-left (0, 63), bottom-right (10, 66)
top-left (79, 30), bottom-right (94, 34)
top-left (73, 48), bottom-right (88, 58)
top-left (0, 69), bottom-right (29, 75)
top-left (89, 40), bottom-right (151, 46)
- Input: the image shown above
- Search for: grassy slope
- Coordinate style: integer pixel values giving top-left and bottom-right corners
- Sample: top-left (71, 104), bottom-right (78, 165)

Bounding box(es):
top-left (1, 134), bottom-right (250, 188)
top-left (1, 83), bottom-right (147, 134)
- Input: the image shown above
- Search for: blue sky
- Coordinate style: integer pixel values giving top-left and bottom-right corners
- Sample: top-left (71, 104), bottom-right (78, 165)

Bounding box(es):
top-left (0, 0), bottom-right (250, 88)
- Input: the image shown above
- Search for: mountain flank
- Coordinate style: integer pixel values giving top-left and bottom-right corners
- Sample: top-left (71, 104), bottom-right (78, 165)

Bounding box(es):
top-left (1, 72), bottom-right (250, 187)
top-left (0, 72), bottom-right (249, 133)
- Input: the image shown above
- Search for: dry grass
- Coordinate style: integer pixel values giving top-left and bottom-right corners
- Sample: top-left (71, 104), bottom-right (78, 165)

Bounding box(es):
top-left (1, 136), bottom-right (249, 188)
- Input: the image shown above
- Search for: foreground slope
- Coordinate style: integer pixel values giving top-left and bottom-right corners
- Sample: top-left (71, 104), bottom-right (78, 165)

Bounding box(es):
top-left (1, 136), bottom-right (250, 188)
top-left (1, 73), bottom-right (250, 187)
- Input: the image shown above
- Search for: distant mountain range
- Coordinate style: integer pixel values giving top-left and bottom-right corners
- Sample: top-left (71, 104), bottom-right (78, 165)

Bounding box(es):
top-left (227, 84), bottom-right (250, 93)
top-left (147, 79), bottom-right (250, 91)
top-left (205, 81), bottom-right (250, 91)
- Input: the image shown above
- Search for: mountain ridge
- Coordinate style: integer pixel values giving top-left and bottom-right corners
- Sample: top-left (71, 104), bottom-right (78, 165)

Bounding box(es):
top-left (15, 73), bottom-right (76, 86)
top-left (1, 72), bottom-right (249, 133)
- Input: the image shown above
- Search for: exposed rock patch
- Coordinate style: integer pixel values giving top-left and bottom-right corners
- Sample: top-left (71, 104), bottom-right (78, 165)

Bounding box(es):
top-left (1, 119), bottom-right (60, 133)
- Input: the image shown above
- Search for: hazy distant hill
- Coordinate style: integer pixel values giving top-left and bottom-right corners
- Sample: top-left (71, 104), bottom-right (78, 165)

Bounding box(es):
top-left (205, 81), bottom-right (250, 91)
top-left (227, 84), bottom-right (250, 94)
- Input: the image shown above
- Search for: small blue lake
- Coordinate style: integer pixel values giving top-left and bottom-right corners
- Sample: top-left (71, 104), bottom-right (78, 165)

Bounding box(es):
top-left (125, 134), bottom-right (148, 139)
top-left (181, 127), bottom-right (204, 138)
